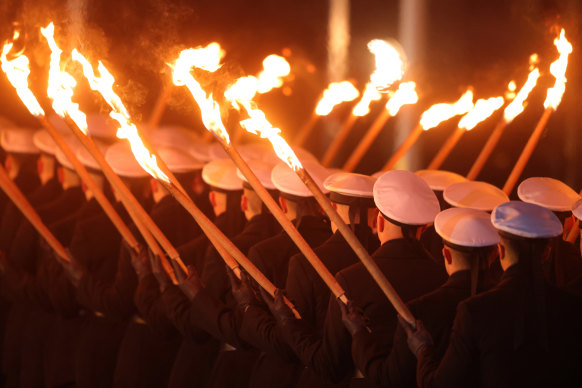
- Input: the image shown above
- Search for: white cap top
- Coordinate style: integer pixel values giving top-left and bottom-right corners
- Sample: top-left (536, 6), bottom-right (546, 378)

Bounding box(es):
top-left (444, 181), bottom-right (509, 212)
top-left (271, 160), bottom-right (331, 198)
top-left (76, 140), bottom-right (109, 171)
top-left (1, 127), bottom-right (40, 154)
top-left (371, 171), bottom-right (384, 179)
top-left (189, 142), bottom-right (212, 162)
top-left (147, 125), bottom-right (201, 152)
top-left (238, 142), bottom-right (279, 164)
top-left (435, 207), bottom-right (500, 248)
top-left (105, 142), bottom-right (149, 178)
top-left (208, 142), bottom-right (229, 160)
top-left (491, 201), bottom-right (562, 239)
top-left (55, 136), bottom-right (83, 170)
top-left (33, 130), bottom-right (58, 155)
top-left (324, 172), bottom-right (375, 198)
top-left (202, 158), bottom-right (243, 191)
top-left (416, 169), bottom-right (467, 191)
top-left (517, 177), bottom-right (580, 213)
top-left (572, 198), bottom-right (582, 221)
top-left (292, 146), bottom-right (318, 163)
top-left (157, 146), bottom-right (204, 173)
top-left (86, 114), bottom-right (118, 139)
top-left (236, 159), bottom-right (277, 190)
top-left (47, 114), bottom-right (72, 135)
top-left (373, 170), bottom-right (440, 225)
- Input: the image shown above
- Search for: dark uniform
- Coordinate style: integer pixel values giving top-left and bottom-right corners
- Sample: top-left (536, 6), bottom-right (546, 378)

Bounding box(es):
top-left (416, 265), bottom-right (582, 388)
top-left (282, 238), bottom-right (447, 384)
top-left (544, 238), bottom-right (582, 287)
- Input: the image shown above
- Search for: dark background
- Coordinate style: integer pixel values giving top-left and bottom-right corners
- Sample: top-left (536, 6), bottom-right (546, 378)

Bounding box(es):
top-left (0, 0), bottom-right (580, 197)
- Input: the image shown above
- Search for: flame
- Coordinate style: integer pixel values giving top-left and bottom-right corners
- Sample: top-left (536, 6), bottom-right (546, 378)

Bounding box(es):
top-left (544, 29), bottom-right (572, 110)
top-left (171, 44), bottom-right (231, 144)
top-left (352, 83), bottom-right (382, 116)
top-left (503, 67), bottom-right (540, 122)
top-left (367, 39), bottom-right (405, 92)
top-left (256, 55), bottom-right (291, 93)
top-left (419, 89), bottom-right (474, 130)
top-left (0, 30), bottom-right (45, 116)
top-left (71, 50), bottom-right (168, 182)
top-left (458, 96), bottom-right (504, 130)
top-left (505, 80), bottom-right (517, 100)
top-left (314, 81), bottom-right (359, 116)
top-left (40, 22), bottom-right (88, 133)
top-left (385, 81), bottom-right (418, 116)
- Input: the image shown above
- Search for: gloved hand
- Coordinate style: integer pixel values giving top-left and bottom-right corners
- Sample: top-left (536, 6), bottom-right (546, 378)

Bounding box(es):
top-left (177, 264), bottom-right (204, 301)
top-left (398, 315), bottom-right (433, 358)
top-left (149, 250), bottom-right (170, 292)
top-left (338, 299), bottom-right (370, 336)
top-left (227, 267), bottom-right (260, 313)
top-left (128, 243), bottom-right (151, 280)
top-left (260, 288), bottom-right (297, 326)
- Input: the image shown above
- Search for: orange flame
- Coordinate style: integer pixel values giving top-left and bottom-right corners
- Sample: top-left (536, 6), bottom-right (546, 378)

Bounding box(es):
top-left (368, 39), bottom-right (405, 92)
top-left (503, 67), bottom-right (540, 122)
top-left (505, 80), bottom-right (517, 100)
top-left (71, 50), bottom-right (169, 182)
top-left (40, 22), bottom-right (88, 133)
top-left (458, 96), bottom-right (504, 131)
top-left (256, 55), bottom-right (291, 94)
top-left (314, 81), bottom-right (359, 116)
top-left (171, 44), bottom-right (230, 145)
top-left (419, 89), bottom-right (474, 130)
top-left (352, 83), bottom-right (382, 116)
top-left (385, 81), bottom-right (418, 116)
top-left (0, 30), bottom-right (45, 117)
top-left (544, 29), bottom-right (572, 110)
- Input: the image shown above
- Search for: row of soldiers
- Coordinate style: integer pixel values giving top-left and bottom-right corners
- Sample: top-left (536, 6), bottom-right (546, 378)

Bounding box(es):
top-left (0, 114), bottom-right (580, 388)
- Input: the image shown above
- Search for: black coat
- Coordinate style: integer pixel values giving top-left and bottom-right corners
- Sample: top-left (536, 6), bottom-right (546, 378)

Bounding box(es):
top-left (543, 238), bottom-right (582, 288)
top-left (417, 264), bottom-right (582, 388)
top-left (282, 238), bottom-right (447, 384)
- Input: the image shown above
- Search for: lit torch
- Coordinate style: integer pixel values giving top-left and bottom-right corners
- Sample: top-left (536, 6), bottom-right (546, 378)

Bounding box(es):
top-left (382, 88), bottom-right (474, 170)
top-left (293, 80), bottom-right (359, 146)
top-left (466, 57), bottom-right (541, 180)
top-left (427, 95), bottom-right (505, 170)
top-left (503, 28), bottom-right (572, 194)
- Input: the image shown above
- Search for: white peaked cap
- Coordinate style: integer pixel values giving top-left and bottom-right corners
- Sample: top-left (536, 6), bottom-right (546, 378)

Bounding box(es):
top-left (33, 130), bottom-right (58, 155)
top-left (571, 198), bottom-right (582, 221)
top-left (147, 125), bottom-right (201, 152)
top-left (55, 136), bottom-right (83, 170)
top-left (373, 170), bottom-right (440, 226)
top-left (371, 171), bottom-right (384, 179)
top-left (435, 207), bottom-right (500, 248)
top-left (105, 142), bottom-right (149, 178)
top-left (236, 159), bottom-right (277, 190)
top-left (157, 146), bottom-right (204, 173)
top-left (444, 181), bottom-right (509, 212)
top-left (517, 177), bottom-right (580, 212)
top-left (238, 143), bottom-right (279, 164)
top-left (86, 114), bottom-right (118, 139)
top-left (202, 158), bottom-right (243, 191)
top-left (416, 169), bottom-right (467, 191)
top-left (76, 140), bottom-right (109, 171)
top-left (491, 201), bottom-right (562, 239)
top-left (189, 142), bottom-right (212, 162)
top-left (1, 127), bottom-right (40, 154)
top-left (324, 172), bottom-right (375, 198)
top-left (291, 146), bottom-right (318, 163)
top-left (271, 160), bottom-right (331, 198)
top-left (208, 142), bottom-right (229, 160)
top-left (47, 114), bottom-right (72, 135)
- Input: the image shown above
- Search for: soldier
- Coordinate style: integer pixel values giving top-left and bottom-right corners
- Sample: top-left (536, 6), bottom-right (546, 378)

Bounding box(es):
top-left (517, 177), bottom-right (582, 287)
top-left (273, 170), bottom-right (446, 385)
top-left (344, 207), bottom-right (500, 387)
top-left (404, 201), bottom-right (582, 387)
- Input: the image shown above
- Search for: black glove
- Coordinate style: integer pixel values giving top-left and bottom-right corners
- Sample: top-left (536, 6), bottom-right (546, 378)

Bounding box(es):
top-left (260, 288), bottom-right (297, 326)
top-left (338, 299), bottom-right (370, 336)
top-left (398, 315), bottom-right (433, 358)
top-left (149, 250), bottom-right (170, 292)
top-left (128, 243), bottom-right (151, 280)
top-left (177, 265), bottom-right (204, 301)
top-left (227, 267), bottom-right (260, 312)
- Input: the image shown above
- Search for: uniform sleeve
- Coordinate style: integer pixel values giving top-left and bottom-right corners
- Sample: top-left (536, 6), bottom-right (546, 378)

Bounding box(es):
top-left (417, 302), bottom-right (476, 388)
top-left (285, 255), bottom-right (315, 323)
top-left (134, 273), bottom-right (179, 339)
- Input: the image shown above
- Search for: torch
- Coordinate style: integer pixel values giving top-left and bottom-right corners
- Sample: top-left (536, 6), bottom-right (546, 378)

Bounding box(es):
top-left (427, 96), bottom-right (505, 170)
top-left (293, 80), bottom-right (359, 146)
top-left (381, 89), bottom-right (474, 171)
top-left (343, 82), bottom-right (418, 171)
top-left (503, 29), bottom-right (571, 195)
top-left (466, 64), bottom-right (541, 180)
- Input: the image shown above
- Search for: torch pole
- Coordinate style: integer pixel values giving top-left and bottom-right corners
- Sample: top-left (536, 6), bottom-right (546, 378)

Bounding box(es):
top-left (160, 180), bottom-right (301, 318)
top-left (566, 221), bottom-right (579, 243)
top-left (321, 114), bottom-right (358, 167)
top-left (294, 168), bottom-right (415, 324)
top-left (0, 163), bottom-right (71, 263)
top-left (427, 126), bottom-right (465, 170)
top-left (343, 109), bottom-right (392, 172)
top-left (222, 144), bottom-right (348, 304)
top-left (466, 120), bottom-right (508, 180)
top-left (502, 108), bottom-right (553, 195)
top-left (61, 117), bottom-right (186, 278)
top-left (382, 124), bottom-right (423, 171)
top-left (294, 112), bottom-right (319, 146)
